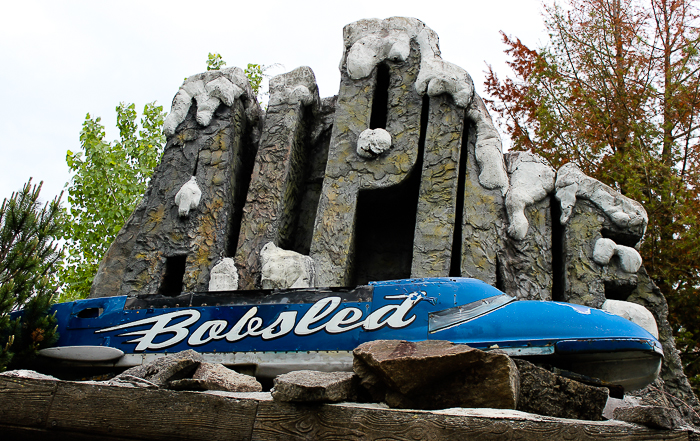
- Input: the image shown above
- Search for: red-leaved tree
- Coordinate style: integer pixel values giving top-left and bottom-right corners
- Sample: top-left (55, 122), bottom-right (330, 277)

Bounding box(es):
top-left (485, 0), bottom-right (700, 389)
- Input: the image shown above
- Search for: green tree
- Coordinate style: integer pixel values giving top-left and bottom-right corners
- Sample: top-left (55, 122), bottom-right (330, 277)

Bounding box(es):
top-left (0, 180), bottom-right (62, 371)
top-left (60, 102), bottom-right (166, 300)
top-left (206, 52), bottom-right (227, 71)
top-left (485, 0), bottom-right (700, 387)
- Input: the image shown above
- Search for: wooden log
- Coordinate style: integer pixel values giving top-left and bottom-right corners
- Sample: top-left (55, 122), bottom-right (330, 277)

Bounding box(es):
top-left (0, 375), bottom-right (57, 429)
top-left (251, 401), bottom-right (691, 441)
top-left (46, 381), bottom-right (258, 440)
top-left (0, 376), bottom-right (694, 440)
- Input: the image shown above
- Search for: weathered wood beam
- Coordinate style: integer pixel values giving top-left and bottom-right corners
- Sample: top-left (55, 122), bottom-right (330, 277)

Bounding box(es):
top-left (0, 376), bottom-right (692, 440)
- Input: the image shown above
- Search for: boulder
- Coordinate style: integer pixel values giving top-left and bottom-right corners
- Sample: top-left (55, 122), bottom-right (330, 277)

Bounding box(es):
top-left (354, 340), bottom-right (519, 410)
top-left (614, 405), bottom-right (684, 430)
top-left (0, 370), bottom-right (58, 381)
top-left (271, 370), bottom-right (357, 402)
top-left (114, 350), bottom-right (202, 387)
top-left (168, 362), bottom-right (261, 392)
top-left (352, 356), bottom-right (388, 402)
top-left (260, 242), bottom-right (316, 289)
top-left (208, 258), bottom-right (239, 291)
top-left (515, 359), bottom-right (609, 421)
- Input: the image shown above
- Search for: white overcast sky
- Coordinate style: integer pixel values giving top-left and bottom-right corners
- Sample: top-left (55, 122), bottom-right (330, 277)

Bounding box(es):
top-left (0, 0), bottom-right (546, 203)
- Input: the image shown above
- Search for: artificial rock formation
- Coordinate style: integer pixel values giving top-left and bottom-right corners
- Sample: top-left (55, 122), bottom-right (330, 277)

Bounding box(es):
top-left (88, 16), bottom-right (697, 412)
top-left (91, 67), bottom-right (261, 297)
top-left (91, 16), bottom-right (647, 305)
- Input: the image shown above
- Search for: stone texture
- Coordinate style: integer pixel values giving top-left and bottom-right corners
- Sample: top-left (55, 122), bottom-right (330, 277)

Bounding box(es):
top-left (614, 405), bottom-right (684, 430)
top-left (354, 340), bottom-right (519, 410)
top-left (100, 375), bottom-right (159, 389)
top-left (459, 119), bottom-right (505, 287)
top-left (114, 350), bottom-right (203, 387)
top-left (208, 257), bottom-right (239, 291)
top-left (500, 152), bottom-right (554, 300)
top-left (559, 199), bottom-right (641, 308)
top-left (515, 359), bottom-right (609, 421)
top-left (271, 370), bottom-right (357, 402)
top-left (310, 26), bottom-right (424, 287)
top-left (259, 242), bottom-right (316, 289)
top-left (0, 370), bottom-right (58, 381)
top-left (234, 67), bottom-right (319, 289)
top-left (410, 94), bottom-right (462, 278)
top-left (168, 362), bottom-right (261, 392)
top-left (90, 73), bottom-right (261, 297)
top-left (556, 163), bottom-right (647, 307)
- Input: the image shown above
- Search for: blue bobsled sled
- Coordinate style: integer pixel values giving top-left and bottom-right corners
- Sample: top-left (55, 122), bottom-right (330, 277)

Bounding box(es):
top-left (34, 277), bottom-right (663, 391)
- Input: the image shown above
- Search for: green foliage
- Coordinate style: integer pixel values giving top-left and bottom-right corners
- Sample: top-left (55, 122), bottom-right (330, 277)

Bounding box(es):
top-left (245, 63), bottom-right (264, 98)
top-left (206, 52), bottom-right (227, 71)
top-left (0, 180), bottom-right (62, 371)
top-left (61, 102), bottom-right (165, 300)
top-left (204, 54), bottom-right (276, 103)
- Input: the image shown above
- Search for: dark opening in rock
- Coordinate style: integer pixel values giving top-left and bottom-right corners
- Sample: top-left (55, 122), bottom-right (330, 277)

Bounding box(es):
top-left (369, 63), bottom-right (390, 130)
top-left (159, 255), bottom-right (187, 296)
top-left (604, 280), bottom-right (637, 301)
top-left (496, 256), bottom-right (505, 292)
top-left (352, 97), bottom-right (428, 285)
top-left (550, 196), bottom-right (565, 301)
top-left (601, 227), bottom-right (640, 248)
top-left (224, 116), bottom-right (259, 258)
top-left (449, 116), bottom-right (470, 277)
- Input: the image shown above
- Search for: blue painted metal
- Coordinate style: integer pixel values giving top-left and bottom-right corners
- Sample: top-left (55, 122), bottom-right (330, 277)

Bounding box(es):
top-left (31, 277), bottom-right (662, 362)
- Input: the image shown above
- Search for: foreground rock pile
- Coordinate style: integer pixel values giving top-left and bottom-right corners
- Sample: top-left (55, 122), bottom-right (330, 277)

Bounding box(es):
top-left (78, 350), bottom-right (262, 392)
top-left (2, 342), bottom-right (690, 431)
top-left (269, 340), bottom-right (689, 430)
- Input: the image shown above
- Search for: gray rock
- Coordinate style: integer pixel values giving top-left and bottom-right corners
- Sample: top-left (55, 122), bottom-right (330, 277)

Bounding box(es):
top-left (410, 94), bottom-right (462, 278)
top-left (259, 242), bottom-right (316, 289)
top-left (234, 67), bottom-right (320, 289)
top-left (500, 152), bottom-right (555, 301)
top-left (168, 362), bottom-right (261, 392)
top-left (115, 350), bottom-right (202, 387)
top-left (459, 120), bottom-right (506, 288)
top-left (627, 274), bottom-right (700, 426)
top-left (515, 359), bottom-right (609, 421)
top-left (271, 370), bottom-right (357, 402)
top-left (354, 340), bottom-right (519, 410)
top-left (0, 370), bottom-right (58, 381)
top-left (90, 74), bottom-right (261, 298)
top-left (614, 405), bottom-right (684, 430)
top-left (87, 375), bottom-right (159, 389)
